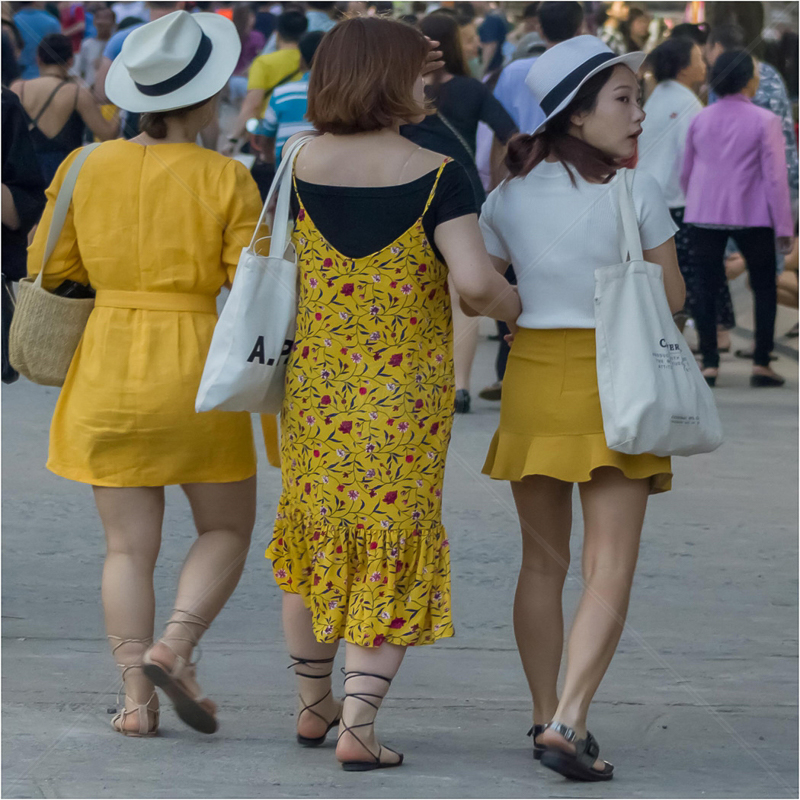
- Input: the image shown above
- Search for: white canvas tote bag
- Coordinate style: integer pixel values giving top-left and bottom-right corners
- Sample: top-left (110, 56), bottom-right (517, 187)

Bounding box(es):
top-left (593, 169), bottom-right (723, 457)
top-left (196, 135), bottom-right (314, 415)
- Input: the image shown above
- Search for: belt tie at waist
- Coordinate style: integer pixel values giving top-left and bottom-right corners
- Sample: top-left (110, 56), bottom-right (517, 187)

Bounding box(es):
top-left (94, 290), bottom-right (217, 314)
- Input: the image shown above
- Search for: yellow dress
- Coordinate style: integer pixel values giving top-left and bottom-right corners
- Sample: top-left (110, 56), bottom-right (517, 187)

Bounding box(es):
top-left (28, 140), bottom-right (262, 487)
top-left (267, 160), bottom-right (456, 648)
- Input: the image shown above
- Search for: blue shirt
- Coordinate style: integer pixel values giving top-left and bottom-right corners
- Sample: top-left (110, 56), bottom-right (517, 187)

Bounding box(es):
top-left (478, 12), bottom-right (508, 73)
top-left (103, 23), bottom-right (143, 61)
top-left (493, 56), bottom-right (545, 134)
top-left (306, 10), bottom-right (336, 33)
top-left (14, 8), bottom-right (61, 79)
top-left (84, 11), bottom-right (96, 40)
top-left (257, 73), bottom-right (312, 165)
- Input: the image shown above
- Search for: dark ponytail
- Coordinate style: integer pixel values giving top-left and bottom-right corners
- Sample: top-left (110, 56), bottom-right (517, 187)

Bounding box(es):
top-left (505, 67), bottom-right (620, 185)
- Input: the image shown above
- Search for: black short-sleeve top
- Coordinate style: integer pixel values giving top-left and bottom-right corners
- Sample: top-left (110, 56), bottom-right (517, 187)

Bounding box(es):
top-left (290, 159), bottom-right (477, 264)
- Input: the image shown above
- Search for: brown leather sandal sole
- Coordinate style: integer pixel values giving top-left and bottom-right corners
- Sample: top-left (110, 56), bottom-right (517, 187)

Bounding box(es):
top-left (142, 660), bottom-right (217, 735)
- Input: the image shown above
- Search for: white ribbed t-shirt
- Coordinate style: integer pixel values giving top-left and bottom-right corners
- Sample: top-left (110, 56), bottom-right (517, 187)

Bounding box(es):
top-left (479, 161), bottom-right (678, 329)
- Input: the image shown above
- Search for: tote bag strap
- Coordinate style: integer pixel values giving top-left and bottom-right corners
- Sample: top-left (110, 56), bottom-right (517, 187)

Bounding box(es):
top-left (617, 168), bottom-right (644, 263)
top-left (248, 133), bottom-right (316, 255)
top-left (36, 142), bottom-right (103, 288)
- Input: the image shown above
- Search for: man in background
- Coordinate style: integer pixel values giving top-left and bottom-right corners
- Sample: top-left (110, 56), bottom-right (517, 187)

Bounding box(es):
top-left (13, 2), bottom-right (61, 79)
top-left (74, 4), bottom-right (115, 89)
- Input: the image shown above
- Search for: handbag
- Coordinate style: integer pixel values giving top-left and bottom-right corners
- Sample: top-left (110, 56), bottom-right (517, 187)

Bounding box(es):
top-left (593, 169), bottom-right (723, 457)
top-left (195, 134), bottom-right (315, 416)
top-left (9, 142), bottom-right (101, 387)
top-left (2, 274), bottom-right (19, 384)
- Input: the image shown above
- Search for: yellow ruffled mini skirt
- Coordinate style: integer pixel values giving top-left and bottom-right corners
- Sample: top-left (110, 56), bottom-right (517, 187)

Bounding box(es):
top-left (483, 328), bottom-right (672, 494)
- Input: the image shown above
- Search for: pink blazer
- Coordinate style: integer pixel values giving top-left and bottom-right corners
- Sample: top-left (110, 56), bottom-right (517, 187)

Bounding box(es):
top-left (680, 94), bottom-right (794, 238)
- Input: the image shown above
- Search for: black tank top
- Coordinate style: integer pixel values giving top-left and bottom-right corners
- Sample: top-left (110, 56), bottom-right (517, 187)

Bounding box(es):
top-left (20, 79), bottom-right (84, 155)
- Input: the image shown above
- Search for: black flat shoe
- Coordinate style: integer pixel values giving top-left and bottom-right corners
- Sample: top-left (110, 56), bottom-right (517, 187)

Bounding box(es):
top-left (750, 373), bottom-right (785, 387)
top-left (539, 722), bottom-right (614, 782)
top-left (454, 389), bottom-right (471, 414)
top-left (527, 723), bottom-right (547, 760)
top-left (704, 374), bottom-right (716, 387)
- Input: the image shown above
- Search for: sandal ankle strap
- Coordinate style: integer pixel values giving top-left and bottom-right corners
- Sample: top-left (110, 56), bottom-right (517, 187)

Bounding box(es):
top-left (547, 721), bottom-right (578, 743)
top-left (288, 655), bottom-right (335, 679)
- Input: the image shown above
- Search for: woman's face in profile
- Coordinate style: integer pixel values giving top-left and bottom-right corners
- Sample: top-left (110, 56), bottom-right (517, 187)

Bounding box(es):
top-left (571, 65), bottom-right (645, 161)
top-left (460, 23), bottom-right (479, 62)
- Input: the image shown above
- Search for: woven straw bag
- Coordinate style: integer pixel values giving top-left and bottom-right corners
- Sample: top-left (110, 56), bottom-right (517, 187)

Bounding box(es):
top-left (10, 143), bottom-right (101, 387)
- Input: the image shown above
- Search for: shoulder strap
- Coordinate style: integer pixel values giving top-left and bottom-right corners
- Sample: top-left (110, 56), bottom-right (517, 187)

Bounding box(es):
top-left (422, 158), bottom-right (452, 217)
top-left (267, 67), bottom-right (301, 95)
top-left (248, 133), bottom-right (315, 255)
top-left (31, 80), bottom-right (69, 128)
top-left (436, 110), bottom-right (475, 161)
top-left (35, 142), bottom-right (103, 287)
top-left (617, 168), bottom-right (644, 262)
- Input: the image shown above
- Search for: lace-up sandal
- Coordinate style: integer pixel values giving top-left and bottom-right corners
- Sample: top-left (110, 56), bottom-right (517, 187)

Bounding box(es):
top-left (540, 722), bottom-right (614, 781)
top-left (107, 636), bottom-right (159, 737)
top-left (527, 723), bottom-right (547, 760)
top-left (142, 609), bottom-right (217, 734)
top-left (337, 671), bottom-right (404, 772)
top-left (289, 655), bottom-right (341, 746)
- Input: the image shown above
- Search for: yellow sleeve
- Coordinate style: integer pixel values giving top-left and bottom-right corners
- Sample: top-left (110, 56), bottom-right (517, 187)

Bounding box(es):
top-left (247, 55), bottom-right (270, 91)
top-left (221, 159), bottom-right (264, 284)
top-left (27, 149), bottom-right (89, 290)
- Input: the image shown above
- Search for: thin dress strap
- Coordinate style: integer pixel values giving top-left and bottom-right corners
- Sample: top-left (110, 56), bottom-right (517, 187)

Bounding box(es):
top-left (29, 80), bottom-right (69, 129)
top-left (421, 158), bottom-right (452, 218)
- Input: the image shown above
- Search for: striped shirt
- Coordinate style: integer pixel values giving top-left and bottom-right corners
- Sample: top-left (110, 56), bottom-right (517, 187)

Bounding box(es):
top-left (257, 73), bottom-right (313, 165)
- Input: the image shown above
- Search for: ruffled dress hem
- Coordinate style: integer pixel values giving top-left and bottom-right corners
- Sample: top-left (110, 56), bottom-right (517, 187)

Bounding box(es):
top-left (482, 429), bottom-right (672, 495)
top-left (267, 508), bottom-right (454, 647)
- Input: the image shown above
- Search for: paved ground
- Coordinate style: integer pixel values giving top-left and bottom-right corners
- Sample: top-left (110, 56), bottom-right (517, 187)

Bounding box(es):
top-left (2, 279), bottom-right (798, 799)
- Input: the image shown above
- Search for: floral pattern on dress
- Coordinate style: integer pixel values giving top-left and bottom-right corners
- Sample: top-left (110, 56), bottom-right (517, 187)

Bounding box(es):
top-left (266, 158), bottom-right (456, 647)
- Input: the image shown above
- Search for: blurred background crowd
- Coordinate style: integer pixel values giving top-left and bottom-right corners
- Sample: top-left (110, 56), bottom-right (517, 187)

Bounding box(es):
top-left (2, 0), bottom-right (798, 405)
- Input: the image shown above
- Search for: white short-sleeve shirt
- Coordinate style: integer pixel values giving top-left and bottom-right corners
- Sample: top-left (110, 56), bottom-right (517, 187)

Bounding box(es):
top-left (480, 161), bottom-right (678, 329)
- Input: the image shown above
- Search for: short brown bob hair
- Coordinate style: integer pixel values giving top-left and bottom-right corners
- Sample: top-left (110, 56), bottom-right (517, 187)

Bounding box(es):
top-left (306, 16), bottom-right (432, 135)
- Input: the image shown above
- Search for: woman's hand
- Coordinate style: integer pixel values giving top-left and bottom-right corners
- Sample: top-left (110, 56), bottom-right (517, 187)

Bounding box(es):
top-left (504, 318), bottom-right (519, 346)
top-left (422, 37), bottom-right (444, 76)
top-left (777, 236), bottom-right (794, 255)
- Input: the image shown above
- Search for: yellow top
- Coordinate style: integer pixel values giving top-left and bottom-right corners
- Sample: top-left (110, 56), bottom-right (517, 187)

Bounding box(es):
top-left (247, 49), bottom-right (303, 117)
top-left (28, 140), bottom-right (263, 487)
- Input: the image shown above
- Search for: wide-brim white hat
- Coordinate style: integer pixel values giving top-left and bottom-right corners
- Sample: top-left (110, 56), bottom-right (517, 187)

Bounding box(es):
top-left (106, 10), bottom-right (241, 113)
top-left (526, 35), bottom-right (646, 135)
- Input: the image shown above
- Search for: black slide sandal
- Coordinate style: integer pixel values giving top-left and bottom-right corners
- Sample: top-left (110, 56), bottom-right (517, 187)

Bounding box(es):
top-left (540, 722), bottom-right (614, 782)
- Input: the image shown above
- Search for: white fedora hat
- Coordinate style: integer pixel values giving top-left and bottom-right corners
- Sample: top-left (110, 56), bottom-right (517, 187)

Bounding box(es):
top-left (526, 36), bottom-right (646, 135)
top-left (106, 10), bottom-right (241, 113)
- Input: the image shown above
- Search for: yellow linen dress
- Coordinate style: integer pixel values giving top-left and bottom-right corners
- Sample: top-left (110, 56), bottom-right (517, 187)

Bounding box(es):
top-left (28, 140), bottom-right (262, 487)
top-left (267, 160), bottom-right (456, 648)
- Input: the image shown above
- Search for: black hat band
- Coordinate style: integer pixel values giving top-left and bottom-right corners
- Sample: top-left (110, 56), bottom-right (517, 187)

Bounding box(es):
top-left (134, 31), bottom-right (213, 97)
top-left (539, 52), bottom-right (617, 117)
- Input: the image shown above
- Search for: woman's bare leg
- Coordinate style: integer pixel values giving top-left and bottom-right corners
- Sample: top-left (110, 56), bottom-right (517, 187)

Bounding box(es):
top-left (94, 486), bottom-right (164, 731)
top-left (282, 592), bottom-right (340, 740)
top-left (541, 467), bottom-right (649, 767)
top-left (335, 641), bottom-right (406, 766)
top-left (510, 476), bottom-right (573, 730)
top-left (148, 477), bottom-right (257, 671)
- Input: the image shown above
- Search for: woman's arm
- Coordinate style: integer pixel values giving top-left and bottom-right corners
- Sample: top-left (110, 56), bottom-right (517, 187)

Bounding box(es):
top-left (76, 85), bottom-right (118, 140)
top-left (760, 113), bottom-right (794, 242)
top-left (435, 214), bottom-right (520, 322)
top-left (643, 237), bottom-right (685, 314)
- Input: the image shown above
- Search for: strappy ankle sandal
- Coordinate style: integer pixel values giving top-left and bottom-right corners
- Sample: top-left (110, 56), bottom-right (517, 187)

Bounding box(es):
top-left (527, 723), bottom-right (547, 760)
top-left (337, 670), bottom-right (404, 772)
top-left (539, 722), bottom-right (614, 782)
top-left (107, 636), bottom-right (159, 737)
top-left (142, 609), bottom-right (217, 735)
top-left (289, 655), bottom-right (341, 747)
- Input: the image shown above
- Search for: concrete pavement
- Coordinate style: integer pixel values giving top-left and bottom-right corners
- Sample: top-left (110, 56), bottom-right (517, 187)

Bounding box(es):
top-left (2, 280), bottom-right (797, 798)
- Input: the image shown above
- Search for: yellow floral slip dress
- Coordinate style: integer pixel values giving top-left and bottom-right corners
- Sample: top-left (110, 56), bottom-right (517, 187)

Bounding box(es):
top-left (266, 158), bottom-right (456, 648)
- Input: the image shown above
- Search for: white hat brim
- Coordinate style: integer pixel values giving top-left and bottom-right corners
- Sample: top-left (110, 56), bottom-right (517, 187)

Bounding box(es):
top-left (531, 50), bottom-right (647, 135)
top-left (105, 13), bottom-right (241, 113)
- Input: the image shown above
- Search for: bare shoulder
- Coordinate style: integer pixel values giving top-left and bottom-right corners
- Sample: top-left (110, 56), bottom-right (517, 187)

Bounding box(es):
top-left (285, 130), bottom-right (319, 151)
top-left (414, 146), bottom-right (449, 171)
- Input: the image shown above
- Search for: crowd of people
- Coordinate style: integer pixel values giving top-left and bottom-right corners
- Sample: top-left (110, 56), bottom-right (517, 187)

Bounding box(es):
top-left (1, 0), bottom-right (797, 784)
